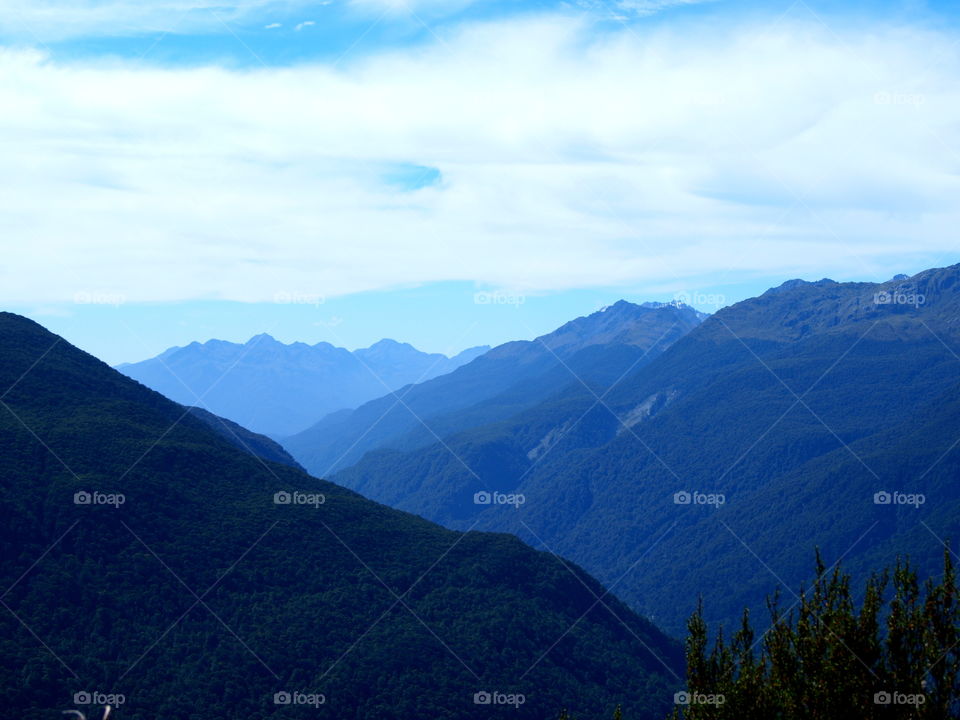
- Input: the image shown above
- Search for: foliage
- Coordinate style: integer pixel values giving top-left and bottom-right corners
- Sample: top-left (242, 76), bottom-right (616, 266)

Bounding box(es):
top-left (668, 550), bottom-right (960, 719)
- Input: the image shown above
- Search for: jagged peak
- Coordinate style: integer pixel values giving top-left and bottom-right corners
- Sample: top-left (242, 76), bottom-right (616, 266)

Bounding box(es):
top-left (640, 300), bottom-right (696, 311)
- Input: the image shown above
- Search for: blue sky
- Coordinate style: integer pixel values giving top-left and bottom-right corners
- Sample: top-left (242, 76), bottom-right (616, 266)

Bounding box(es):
top-left (3, 0), bottom-right (960, 364)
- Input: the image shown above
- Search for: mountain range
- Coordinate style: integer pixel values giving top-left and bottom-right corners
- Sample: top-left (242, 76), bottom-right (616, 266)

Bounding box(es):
top-left (6, 264), bottom-right (959, 716)
top-left (0, 312), bottom-right (681, 719)
top-left (283, 301), bottom-right (706, 477)
top-left (117, 336), bottom-right (488, 437)
top-left (293, 267), bottom-right (960, 637)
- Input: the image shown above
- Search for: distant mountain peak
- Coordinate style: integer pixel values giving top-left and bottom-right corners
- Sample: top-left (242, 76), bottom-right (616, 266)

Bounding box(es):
top-left (362, 338), bottom-right (417, 352)
top-left (532, 297), bottom-right (705, 357)
top-left (640, 300), bottom-right (693, 311)
top-left (598, 299), bottom-right (700, 315)
top-left (117, 331), bottom-right (487, 436)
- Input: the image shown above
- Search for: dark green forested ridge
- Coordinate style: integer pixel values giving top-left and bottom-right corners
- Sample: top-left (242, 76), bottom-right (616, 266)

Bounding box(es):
top-left (0, 311), bottom-right (681, 719)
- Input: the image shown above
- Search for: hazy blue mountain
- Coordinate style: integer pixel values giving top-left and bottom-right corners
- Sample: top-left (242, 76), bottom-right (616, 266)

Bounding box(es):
top-left (117, 336), bottom-right (488, 437)
top-left (0, 312), bottom-right (681, 720)
top-left (336, 265), bottom-right (960, 636)
top-left (282, 301), bottom-right (706, 477)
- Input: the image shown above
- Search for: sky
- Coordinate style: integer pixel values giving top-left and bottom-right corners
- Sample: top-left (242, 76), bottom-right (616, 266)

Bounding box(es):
top-left (2, 0), bottom-right (960, 364)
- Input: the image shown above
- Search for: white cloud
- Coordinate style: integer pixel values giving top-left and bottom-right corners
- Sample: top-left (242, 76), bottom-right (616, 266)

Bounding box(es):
top-left (294, 20), bottom-right (316, 30)
top-left (265, 22), bottom-right (282, 29)
top-left (1, 14), bottom-right (959, 305)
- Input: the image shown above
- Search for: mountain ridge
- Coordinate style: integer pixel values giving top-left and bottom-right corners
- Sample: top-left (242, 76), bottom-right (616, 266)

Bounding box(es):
top-left (0, 311), bottom-right (682, 719)
top-left (117, 334), bottom-right (489, 437)
top-left (283, 300), bottom-right (706, 476)
top-left (319, 264), bottom-right (960, 636)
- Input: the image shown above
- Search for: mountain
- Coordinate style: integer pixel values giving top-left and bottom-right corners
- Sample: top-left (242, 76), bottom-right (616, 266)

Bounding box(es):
top-left (117, 336), bottom-right (488, 437)
top-left (184, 406), bottom-right (304, 470)
top-left (327, 266), bottom-right (960, 637)
top-left (283, 301), bottom-right (706, 477)
top-left (0, 312), bottom-right (682, 720)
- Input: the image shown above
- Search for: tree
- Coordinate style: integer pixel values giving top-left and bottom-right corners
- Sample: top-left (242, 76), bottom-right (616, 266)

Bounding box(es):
top-left (671, 549), bottom-right (960, 719)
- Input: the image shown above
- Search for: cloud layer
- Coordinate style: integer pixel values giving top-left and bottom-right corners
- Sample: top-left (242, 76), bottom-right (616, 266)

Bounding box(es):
top-left (1, 12), bottom-right (959, 304)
